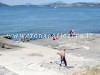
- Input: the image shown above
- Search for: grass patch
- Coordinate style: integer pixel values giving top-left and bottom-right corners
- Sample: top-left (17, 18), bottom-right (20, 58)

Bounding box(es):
top-left (71, 65), bottom-right (100, 75)
top-left (85, 65), bottom-right (100, 75)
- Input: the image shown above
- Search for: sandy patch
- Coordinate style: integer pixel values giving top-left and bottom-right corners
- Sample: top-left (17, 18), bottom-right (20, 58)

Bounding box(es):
top-left (28, 53), bottom-right (43, 57)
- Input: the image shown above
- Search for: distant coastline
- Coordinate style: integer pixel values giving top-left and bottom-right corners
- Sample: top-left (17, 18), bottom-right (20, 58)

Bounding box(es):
top-left (0, 2), bottom-right (8, 6)
top-left (1, 1), bottom-right (100, 7)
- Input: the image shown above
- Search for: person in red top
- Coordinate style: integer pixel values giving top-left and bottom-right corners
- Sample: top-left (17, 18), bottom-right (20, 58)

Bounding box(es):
top-left (52, 35), bottom-right (58, 40)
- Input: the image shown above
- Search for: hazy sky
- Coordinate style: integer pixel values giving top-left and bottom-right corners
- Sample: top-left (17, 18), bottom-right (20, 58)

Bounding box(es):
top-left (0, 0), bottom-right (100, 5)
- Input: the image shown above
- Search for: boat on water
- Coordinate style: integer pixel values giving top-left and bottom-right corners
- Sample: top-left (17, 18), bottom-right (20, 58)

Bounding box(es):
top-left (55, 7), bottom-right (57, 8)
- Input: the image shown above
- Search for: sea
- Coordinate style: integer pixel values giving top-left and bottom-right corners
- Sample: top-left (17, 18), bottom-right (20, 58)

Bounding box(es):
top-left (0, 6), bottom-right (100, 37)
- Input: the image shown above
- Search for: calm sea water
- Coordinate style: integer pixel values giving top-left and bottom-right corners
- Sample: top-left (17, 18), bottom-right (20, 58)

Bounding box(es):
top-left (0, 6), bottom-right (100, 35)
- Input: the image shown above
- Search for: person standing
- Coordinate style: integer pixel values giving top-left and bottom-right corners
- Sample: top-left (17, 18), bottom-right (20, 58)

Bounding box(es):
top-left (59, 49), bottom-right (67, 67)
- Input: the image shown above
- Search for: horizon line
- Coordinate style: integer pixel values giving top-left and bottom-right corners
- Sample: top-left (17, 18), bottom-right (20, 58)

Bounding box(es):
top-left (0, 1), bottom-right (100, 6)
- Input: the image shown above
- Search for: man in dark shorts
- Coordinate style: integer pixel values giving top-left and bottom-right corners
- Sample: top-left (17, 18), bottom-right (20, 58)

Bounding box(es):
top-left (59, 49), bottom-right (67, 67)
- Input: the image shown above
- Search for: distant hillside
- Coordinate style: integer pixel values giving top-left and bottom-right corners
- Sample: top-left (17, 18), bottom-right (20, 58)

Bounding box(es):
top-left (13, 3), bottom-right (39, 7)
top-left (14, 5), bottom-right (38, 7)
top-left (45, 1), bottom-right (100, 7)
top-left (72, 2), bottom-right (100, 6)
top-left (3, 1), bottom-right (100, 7)
top-left (0, 2), bottom-right (8, 6)
top-left (47, 1), bottom-right (67, 7)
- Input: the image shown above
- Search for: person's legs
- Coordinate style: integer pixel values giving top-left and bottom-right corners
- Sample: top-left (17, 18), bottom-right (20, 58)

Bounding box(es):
top-left (63, 57), bottom-right (67, 67)
top-left (60, 56), bottom-right (63, 66)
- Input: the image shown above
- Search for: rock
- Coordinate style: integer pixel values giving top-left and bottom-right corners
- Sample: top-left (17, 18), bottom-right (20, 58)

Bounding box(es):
top-left (4, 45), bottom-right (12, 49)
top-left (3, 35), bottom-right (12, 39)
top-left (1, 43), bottom-right (12, 49)
top-left (50, 61), bottom-right (53, 63)
top-left (1, 43), bottom-right (5, 48)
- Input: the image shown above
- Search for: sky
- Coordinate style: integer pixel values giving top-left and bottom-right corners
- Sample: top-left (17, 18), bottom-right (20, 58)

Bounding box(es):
top-left (0, 0), bottom-right (100, 5)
